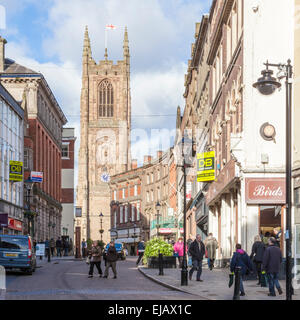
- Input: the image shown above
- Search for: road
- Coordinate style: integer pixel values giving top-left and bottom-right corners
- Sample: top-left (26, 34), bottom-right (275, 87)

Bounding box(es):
top-left (3, 256), bottom-right (201, 300)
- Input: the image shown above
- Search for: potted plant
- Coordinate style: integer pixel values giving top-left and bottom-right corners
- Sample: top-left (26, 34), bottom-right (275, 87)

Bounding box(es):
top-left (143, 238), bottom-right (176, 268)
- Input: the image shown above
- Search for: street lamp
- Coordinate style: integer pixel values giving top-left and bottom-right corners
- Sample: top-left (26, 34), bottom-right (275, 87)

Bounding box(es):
top-left (155, 201), bottom-right (161, 237)
top-left (24, 178), bottom-right (35, 238)
top-left (99, 212), bottom-right (104, 241)
top-left (253, 59), bottom-right (293, 300)
top-left (178, 134), bottom-right (194, 286)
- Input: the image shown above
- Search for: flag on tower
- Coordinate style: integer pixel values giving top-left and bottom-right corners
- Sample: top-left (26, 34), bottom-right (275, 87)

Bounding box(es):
top-left (106, 24), bottom-right (117, 30)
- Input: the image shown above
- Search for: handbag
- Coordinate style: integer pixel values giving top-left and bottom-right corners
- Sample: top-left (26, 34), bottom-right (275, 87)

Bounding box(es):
top-left (228, 273), bottom-right (234, 288)
top-left (86, 256), bottom-right (91, 265)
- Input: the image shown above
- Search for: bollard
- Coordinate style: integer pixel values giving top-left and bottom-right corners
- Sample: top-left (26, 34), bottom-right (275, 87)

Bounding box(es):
top-left (233, 266), bottom-right (242, 300)
top-left (158, 250), bottom-right (164, 276)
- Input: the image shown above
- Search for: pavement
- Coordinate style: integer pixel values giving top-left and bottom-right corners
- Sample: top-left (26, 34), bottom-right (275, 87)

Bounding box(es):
top-left (3, 256), bottom-right (201, 300)
top-left (138, 262), bottom-right (300, 300)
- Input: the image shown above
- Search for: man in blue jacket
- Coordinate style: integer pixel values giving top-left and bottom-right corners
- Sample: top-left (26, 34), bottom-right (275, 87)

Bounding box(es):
top-left (230, 244), bottom-right (253, 296)
top-left (262, 237), bottom-right (283, 296)
top-left (188, 235), bottom-right (205, 281)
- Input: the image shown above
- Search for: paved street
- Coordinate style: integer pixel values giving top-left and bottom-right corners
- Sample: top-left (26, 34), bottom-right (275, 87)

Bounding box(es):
top-left (3, 257), bottom-right (202, 300)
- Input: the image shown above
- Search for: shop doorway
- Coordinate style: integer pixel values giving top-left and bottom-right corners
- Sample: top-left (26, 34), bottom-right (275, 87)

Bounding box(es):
top-left (259, 205), bottom-right (283, 249)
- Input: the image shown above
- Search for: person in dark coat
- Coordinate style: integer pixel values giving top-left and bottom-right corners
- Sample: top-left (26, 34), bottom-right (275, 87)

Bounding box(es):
top-left (56, 237), bottom-right (62, 257)
top-left (104, 241), bottom-right (118, 279)
top-left (230, 244), bottom-right (253, 296)
top-left (250, 235), bottom-right (265, 285)
top-left (188, 235), bottom-right (206, 281)
top-left (88, 241), bottom-right (103, 278)
top-left (136, 241), bottom-right (145, 266)
top-left (262, 237), bottom-right (283, 296)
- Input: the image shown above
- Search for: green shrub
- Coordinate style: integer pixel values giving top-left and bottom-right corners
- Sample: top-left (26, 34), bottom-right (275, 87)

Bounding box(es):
top-left (143, 238), bottom-right (174, 264)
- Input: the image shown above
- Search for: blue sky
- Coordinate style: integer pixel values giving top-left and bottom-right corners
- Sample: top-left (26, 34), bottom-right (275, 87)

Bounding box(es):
top-left (0, 0), bottom-right (212, 177)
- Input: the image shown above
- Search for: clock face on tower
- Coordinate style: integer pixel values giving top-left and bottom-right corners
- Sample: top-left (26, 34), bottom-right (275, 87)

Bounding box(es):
top-left (100, 172), bottom-right (110, 183)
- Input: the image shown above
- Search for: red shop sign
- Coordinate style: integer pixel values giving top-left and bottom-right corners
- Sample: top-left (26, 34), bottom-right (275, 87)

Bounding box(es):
top-left (8, 218), bottom-right (23, 231)
top-left (245, 178), bottom-right (286, 204)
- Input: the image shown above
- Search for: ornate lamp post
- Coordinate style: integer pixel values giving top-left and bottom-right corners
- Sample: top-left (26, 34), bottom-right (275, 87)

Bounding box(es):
top-left (253, 60), bottom-right (293, 300)
top-left (155, 201), bottom-right (161, 237)
top-left (99, 212), bottom-right (104, 241)
top-left (24, 178), bottom-right (35, 238)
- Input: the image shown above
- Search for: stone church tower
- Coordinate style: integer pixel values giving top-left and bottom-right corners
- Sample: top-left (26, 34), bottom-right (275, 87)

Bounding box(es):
top-left (76, 26), bottom-right (131, 243)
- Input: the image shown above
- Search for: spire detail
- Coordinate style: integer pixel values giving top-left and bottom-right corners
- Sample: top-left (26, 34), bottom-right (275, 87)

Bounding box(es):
top-left (123, 26), bottom-right (130, 61)
top-left (83, 25), bottom-right (92, 59)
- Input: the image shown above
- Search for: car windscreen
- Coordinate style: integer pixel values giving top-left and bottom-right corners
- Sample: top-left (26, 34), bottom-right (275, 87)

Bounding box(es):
top-left (0, 237), bottom-right (28, 250)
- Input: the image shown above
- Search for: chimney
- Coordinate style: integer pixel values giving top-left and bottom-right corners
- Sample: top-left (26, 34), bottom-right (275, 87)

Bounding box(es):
top-left (157, 151), bottom-right (163, 159)
top-left (0, 36), bottom-right (7, 72)
top-left (143, 155), bottom-right (152, 165)
top-left (131, 159), bottom-right (138, 170)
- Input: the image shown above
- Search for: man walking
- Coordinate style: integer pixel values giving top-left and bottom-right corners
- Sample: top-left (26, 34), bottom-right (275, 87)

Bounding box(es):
top-left (56, 237), bottom-right (62, 257)
top-left (88, 241), bottom-right (103, 278)
top-left (50, 238), bottom-right (55, 256)
top-left (81, 238), bottom-right (87, 258)
top-left (104, 241), bottom-right (118, 279)
top-left (262, 237), bottom-right (283, 296)
top-left (136, 240), bottom-right (145, 266)
top-left (188, 234), bottom-right (205, 281)
top-left (204, 233), bottom-right (218, 270)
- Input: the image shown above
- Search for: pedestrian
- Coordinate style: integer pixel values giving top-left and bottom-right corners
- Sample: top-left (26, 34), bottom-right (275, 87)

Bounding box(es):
top-left (204, 233), bottom-right (218, 270)
top-left (187, 238), bottom-right (193, 268)
top-left (136, 240), bottom-right (145, 266)
top-left (173, 237), bottom-right (187, 268)
top-left (262, 237), bottom-right (283, 296)
top-left (88, 241), bottom-right (103, 278)
top-left (188, 234), bottom-right (205, 281)
top-left (69, 238), bottom-right (74, 256)
top-left (230, 243), bottom-right (253, 297)
top-left (262, 231), bottom-right (271, 246)
top-left (56, 237), bottom-right (62, 257)
top-left (45, 238), bottom-right (50, 259)
top-left (103, 241), bottom-right (118, 279)
top-left (273, 227), bottom-right (282, 248)
top-left (81, 238), bottom-right (87, 258)
top-left (250, 235), bottom-right (265, 285)
top-left (50, 238), bottom-right (55, 256)
top-left (63, 238), bottom-right (69, 256)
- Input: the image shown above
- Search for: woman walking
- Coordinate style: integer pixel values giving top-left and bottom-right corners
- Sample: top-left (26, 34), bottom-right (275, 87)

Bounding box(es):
top-left (88, 241), bottom-right (103, 278)
top-left (173, 237), bottom-right (187, 268)
top-left (250, 235), bottom-right (265, 285)
top-left (230, 244), bottom-right (253, 296)
top-left (204, 233), bottom-right (218, 270)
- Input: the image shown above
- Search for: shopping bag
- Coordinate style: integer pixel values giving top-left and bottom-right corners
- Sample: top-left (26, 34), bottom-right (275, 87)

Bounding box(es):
top-left (86, 256), bottom-right (91, 265)
top-left (260, 272), bottom-right (268, 287)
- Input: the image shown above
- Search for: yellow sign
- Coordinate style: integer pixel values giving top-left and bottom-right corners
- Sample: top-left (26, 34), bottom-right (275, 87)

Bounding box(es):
top-left (197, 151), bottom-right (215, 182)
top-left (9, 161), bottom-right (23, 182)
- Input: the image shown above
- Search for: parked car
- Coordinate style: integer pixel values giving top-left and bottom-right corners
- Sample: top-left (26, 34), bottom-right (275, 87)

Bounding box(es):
top-left (104, 243), bottom-right (126, 261)
top-left (0, 235), bottom-right (36, 275)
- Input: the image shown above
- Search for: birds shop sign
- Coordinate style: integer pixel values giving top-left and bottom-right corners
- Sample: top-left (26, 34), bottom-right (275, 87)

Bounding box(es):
top-left (245, 178), bottom-right (286, 204)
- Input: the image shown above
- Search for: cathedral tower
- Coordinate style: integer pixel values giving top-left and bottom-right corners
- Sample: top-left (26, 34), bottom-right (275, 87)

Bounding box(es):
top-left (76, 26), bottom-right (131, 242)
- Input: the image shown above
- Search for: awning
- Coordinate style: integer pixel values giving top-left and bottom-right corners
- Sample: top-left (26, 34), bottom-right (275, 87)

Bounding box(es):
top-left (196, 214), bottom-right (208, 226)
top-left (113, 237), bottom-right (138, 244)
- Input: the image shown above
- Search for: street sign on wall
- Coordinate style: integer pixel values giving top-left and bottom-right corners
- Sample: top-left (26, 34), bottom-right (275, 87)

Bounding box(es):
top-left (9, 161), bottom-right (23, 182)
top-left (197, 151), bottom-right (215, 182)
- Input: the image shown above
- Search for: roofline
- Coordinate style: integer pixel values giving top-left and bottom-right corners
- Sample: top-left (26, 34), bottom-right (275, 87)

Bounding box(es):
top-left (0, 83), bottom-right (24, 119)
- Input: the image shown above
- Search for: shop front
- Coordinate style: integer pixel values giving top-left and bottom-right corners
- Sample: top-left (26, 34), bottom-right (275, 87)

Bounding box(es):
top-left (8, 218), bottom-right (23, 235)
top-left (245, 178), bottom-right (286, 252)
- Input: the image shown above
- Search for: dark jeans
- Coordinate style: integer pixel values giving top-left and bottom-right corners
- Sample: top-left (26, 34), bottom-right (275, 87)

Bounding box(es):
top-left (254, 261), bottom-right (262, 283)
top-left (136, 252), bottom-right (144, 265)
top-left (56, 247), bottom-right (62, 257)
top-left (82, 248), bottom-right (86, 258)
top-left (64, 248), bottom-right (69, 256)
top-left (177, 256), bottom-right (183, 268)
top-left (89, 261), bottom-right (102, 276)
top-left (208, 258), bottom-right (215, 269)
top-left (189, 259), bottom-right (203, 280)
top-left (267, 272), bottom-right (281, 295)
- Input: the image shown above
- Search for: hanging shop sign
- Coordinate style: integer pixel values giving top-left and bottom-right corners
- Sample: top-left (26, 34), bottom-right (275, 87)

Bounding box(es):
top-left (9, 161), bottom-right (23, 182)
top-left (30, 171), bottom-right (43, 183)
top-left (197, 151), bottom-right (215, 182)
top-left (8, 218), bottom-right (23, 231)
top-left (245, 178), bottom-right (286, 204)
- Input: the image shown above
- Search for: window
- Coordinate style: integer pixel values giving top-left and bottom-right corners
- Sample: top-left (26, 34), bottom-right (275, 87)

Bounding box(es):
top-left (62, 144), bottom-right (69, 158)
top-left (114, 190), bottom-right (117, 201)
top-left (99, 80), bottom-right (114, 117)
top-left (125, 206), bottom-right (128, 223)
top-left (131, 205), bottom-right (135, 221)
top-left (137, 203), bottom-right (140, 221)
top-left (120, 206), bottom-right (123, 223)
top-left (122, 188), bottom-right (125, 199)
top-left (147, 174), bottom-right (150, 184)
top-left (147, 191), bottom-right (150, 202)
top-left (134, 185), bottom-right (138, 196)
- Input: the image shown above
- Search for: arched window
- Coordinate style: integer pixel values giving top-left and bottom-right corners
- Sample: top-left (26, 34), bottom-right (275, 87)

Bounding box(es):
top-left (99, 80), bottom-right (114, 117)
